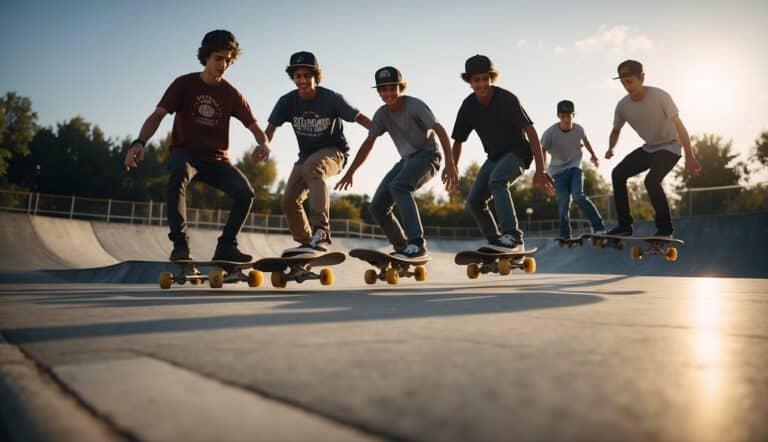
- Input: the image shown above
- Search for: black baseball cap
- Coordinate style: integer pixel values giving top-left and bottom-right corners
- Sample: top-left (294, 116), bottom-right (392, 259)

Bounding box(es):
top-left (201, 30), bottom-right (238, 48)
top-left (373, 66), bottom-right (405, 88)
top-left (613, 59), bottom-right (643, 79)
top-left (463, 54), bottom-right (495, 77)
top-left (557, 100), bottom-right (575, 114)
top-left (288, 51), bottom-right (318, 70)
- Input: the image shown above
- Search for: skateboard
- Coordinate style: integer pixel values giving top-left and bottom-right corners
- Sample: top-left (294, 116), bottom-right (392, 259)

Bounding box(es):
top-left (253, 252), bottom-right (346, 288)
top-left (584, 234), bottom-right (684, 261)
top-left (160, 260), bottom-right (263, 289)
top-left (454, 247), bottom-right (538, 279)
top-left (349, 248), bottom-right (431, 285)
top-left (553, 234), bottom-right (588, 249)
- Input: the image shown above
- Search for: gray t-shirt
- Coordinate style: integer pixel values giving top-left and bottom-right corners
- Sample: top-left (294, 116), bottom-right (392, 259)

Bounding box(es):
top-left (613, 86), bottom-right (681, 155)
top-left (369, 96), bottom-right (438, 158)
top-left (541, 123), bottom-right (586, 176)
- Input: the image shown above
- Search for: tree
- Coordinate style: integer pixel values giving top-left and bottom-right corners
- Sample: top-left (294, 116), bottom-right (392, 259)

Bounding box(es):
top-left (234, 149), bottom-right (277, 213)
top-left (0, 92), bottom-right (38, 178)
top-left (752, 130), bottom-right (768, 168)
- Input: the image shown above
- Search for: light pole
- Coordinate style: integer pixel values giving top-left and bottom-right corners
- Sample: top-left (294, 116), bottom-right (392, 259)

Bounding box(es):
top-left (525, 207), bottom-right (533, 232)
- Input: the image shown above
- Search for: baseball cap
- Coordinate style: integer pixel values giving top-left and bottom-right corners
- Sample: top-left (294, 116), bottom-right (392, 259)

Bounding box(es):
top-left (613, 60), bottom-right (643, 79)
top-left (464, 54), bottom-right (495, 77)
top-left (201, 30), bottom-right (238, 48)
top-left (557, 100), bottom-right (575, 114)
top-left (288, 51), bottom-right (318, 70)
top-left (373, 66), bottom-right (405, 88)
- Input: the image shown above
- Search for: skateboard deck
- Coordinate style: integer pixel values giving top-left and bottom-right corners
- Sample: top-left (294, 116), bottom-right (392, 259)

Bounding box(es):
top-left (349, 248), bottom-right (431, 285)
top-left (253, 252), bottom-right (346, 288)
top-left (553, 234), bottom-right (588, 248)
top-left (454, 247), bottom-right (538, 279)
top-left (160, 260), bottom-right (263, 289)
top-left (583, 234), bottom-right (684, 261)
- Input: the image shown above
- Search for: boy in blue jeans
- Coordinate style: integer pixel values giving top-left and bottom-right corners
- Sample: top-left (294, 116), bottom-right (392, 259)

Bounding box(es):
top-left (541, 100), bottom-right (606, 239)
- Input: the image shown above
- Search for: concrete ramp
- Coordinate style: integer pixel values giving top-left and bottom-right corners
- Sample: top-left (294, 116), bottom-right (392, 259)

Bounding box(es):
top-left (0, 213), bottom-right (68, 271)
top-left (28, 216), bottom-right (118, 269)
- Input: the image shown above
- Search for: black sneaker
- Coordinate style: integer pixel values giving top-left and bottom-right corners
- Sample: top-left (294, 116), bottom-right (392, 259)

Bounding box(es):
top-left (479, 234), bottom-right (523, 253)
top-left (392, 244), bottom-right (429, 260)
top-left (652, 230), bottom-right (674, 239)
top-left (606, 225), bottom-right (633, 236)
top-left (282, 229), bottom-right (331, 257)
top-left (212, 243), bottom-right (252, 263)
top-left (170, 243), bottom-right (192, 261)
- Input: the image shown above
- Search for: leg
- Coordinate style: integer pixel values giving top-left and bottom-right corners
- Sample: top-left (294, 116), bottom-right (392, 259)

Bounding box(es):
top-left (570, 168), bottom-right (605, 232)
top-left (389, 150), bottom-right (440, 247)
top-left (611, 147), bottom-right (651, 228)
top-left (369, 161), bottom-right (408, 251)
top-left (195, 162), bottom-right (255, 245)
top-left (165, 151), bottom-right (198, 246)
top-left (466, 159), bottom-right (499, 242)
top-left (282, 164), bottom-right (311, 243)
top-left (488, 152), bottom-right (525, 242)
top-left (301, 147), bottom-right (346, 236)
top-left (644, 150), bottom-right (681, 234)
top-left (553, 170), bottom-right (573, 239)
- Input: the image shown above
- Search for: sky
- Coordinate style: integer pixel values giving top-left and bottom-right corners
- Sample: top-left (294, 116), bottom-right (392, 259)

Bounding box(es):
top-left (1, 0), bottom-right (766, 198)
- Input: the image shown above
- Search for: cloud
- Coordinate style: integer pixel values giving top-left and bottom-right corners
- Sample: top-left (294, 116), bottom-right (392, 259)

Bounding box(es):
top-left (554, 46), bottom-right (566, 55)
top-left (572, 25), bottom-right (653, 54)
top-left (516, 39), bottom-right (527, 48)
top-left (627, 36), bottom-right (653, 51)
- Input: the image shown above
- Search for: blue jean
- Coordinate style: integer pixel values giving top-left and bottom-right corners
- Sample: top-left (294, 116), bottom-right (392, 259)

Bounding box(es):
top-left (466, 152), bottom-right (525, 242)
top-left (369, 148), bottom-right (440, 249)
top-left (553, 167), bottom-right (605, 238)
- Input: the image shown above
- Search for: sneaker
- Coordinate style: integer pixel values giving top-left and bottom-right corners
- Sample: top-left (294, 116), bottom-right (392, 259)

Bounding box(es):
top-left (606, 225), bottom-right (633, 236)
top-left (170, 243), bottom-right (192, 261)
top-left (212, 243), bottom-right (252, 263)
top-left (652, 230), bottom-right (674, 239)
top-left (480, 234), bottom-right (523, 253)
top-left (392, 244), bottom-right (429, 260)
top-left (282, 229), bottom-right (331, 257)
top-left (593, 229), bottom-right (607, 236)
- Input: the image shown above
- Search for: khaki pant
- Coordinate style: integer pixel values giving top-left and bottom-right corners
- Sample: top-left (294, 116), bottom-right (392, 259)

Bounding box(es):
top-left (282, 147), bottom-right (346, 243)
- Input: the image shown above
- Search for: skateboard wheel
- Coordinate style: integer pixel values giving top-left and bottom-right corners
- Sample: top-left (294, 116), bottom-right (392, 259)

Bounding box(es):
top-left (631, 246), bottom-right (643, 260)
top-left (209, 269), bottom-right (225, 288)
top-left (522, 257), bottom-right (536, 273)
top-left (271, 272), bottom-right (287, 289)
top-left (414, 265), bottom-right (427, 282)
top-left (467, 263), bottom-right (480, 279)
top-left (385, 267), bottom-right (399, 285)
top-left (190, 278), bottom-right (204, 286)
top-left (666, 247), bottom-right (678, 262)
top-left (364, 269), bottom-right (377, 285)
top-left (159, 272), bottom-right (172, 290)
top-left (320, 268), bottom-right (334, 286)
top-left (248, 270), bottom-right (264, 288)
top-left (616, 242), bottom-right (625, 251)
top-left (498, 259), bottom-right (512, 276)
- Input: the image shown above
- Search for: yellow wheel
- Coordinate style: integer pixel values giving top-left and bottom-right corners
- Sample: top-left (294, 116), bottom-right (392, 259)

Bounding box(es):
top-left (666, 247), bottom-right (678, 262)
top-left (522, 257), bottom-right (536, 273)
top-left (597, 239), bottom-right (606, 248)
top-left (616, 242), bottom-right (625, 251)
top-left (498, 259), bottom-right (512, 276)
top-left (320, 268), bottom-right (334, 286)
top-left (190, 278), bottom-right (204, 286)
top-left (414, 265), bottom-right (427, 282)
top-left (385, 267), bottom-right (399, 285)
top-left (271, 272), bottom-right (287, 289)
top-left (209, 269), bottom-right (225, 288)
top-left (466, 263), bottom-right (480, 279)
top-left (631, 246), bottom-right (642, 260)
top-left (364, 269), bottom-right (378, 285)
top-left (159, 272), bottom-right (172, 290)
top-left (248, 270), bottom-right (264, 287)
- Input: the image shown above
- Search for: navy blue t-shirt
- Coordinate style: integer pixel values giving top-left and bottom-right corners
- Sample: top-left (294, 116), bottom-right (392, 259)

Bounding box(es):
top-left (452, 86), bottom-right (534, 166)
top-left (268, 86), bottom-right (360, 161)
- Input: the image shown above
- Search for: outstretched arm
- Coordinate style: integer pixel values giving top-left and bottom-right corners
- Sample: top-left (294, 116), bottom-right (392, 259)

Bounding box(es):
top-left (523, 124), bottom-right (555, 195)
top-left (582, 135), bottom-right (599, 167)
top-left (248, 122), bottom-right (271, 163)
top-left (606, 128), bottom-right (620, 159)
top-left (124, 107), bottom-right (168, 170)
top-left (334, 136), bottom-right (376, 191)
top-left (355, 113), bottom-right (372, 130)
top-left (433, 123), bottom-right (459, 192)
top-left (672, 115), bottom-right (702, 176)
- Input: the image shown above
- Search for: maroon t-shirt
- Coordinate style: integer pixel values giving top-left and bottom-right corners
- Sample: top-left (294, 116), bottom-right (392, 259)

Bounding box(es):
top-left (158, 73), bottom-right (257, 163)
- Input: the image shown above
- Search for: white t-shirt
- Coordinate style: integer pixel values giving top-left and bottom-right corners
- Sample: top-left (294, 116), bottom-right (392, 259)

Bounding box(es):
top-left (613, 86), bottom-right (681, 155)
top-left (541, 123), bottom-right (585, 176)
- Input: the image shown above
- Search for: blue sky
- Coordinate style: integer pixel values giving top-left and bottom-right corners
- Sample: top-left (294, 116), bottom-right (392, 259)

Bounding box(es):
top-left (1, 0), bottom-right (766, 197)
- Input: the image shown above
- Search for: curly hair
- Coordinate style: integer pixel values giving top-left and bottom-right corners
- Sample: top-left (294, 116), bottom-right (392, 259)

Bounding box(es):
top-left (461, 70), bottom-right (500, 83)
top-left (286, 66), bottom-right (323, 84)
top-left (197, 30), bottom-right (241, 66)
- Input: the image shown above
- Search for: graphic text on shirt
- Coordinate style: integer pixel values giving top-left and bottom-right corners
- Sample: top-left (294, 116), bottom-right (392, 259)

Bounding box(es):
top-left (193, 95), bottom-right (222, 127)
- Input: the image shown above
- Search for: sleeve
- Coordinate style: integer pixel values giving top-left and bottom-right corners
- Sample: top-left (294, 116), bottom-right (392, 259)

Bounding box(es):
top-left (451, 103), bottom-right (472, 142)
top-left (333, 92), bottom-right (360, 122)
top-left (413, 98), bottom-right (438, 130)
top-left (157, 76), bottom-right (184, 114)
top-left (232, 89), bottom-right (257, 128)
top-left (613, 103), bottom-right (626, 130)
top-left (508, 95), bottom-right (533, 127)
top-left (267, 95), bottom-right (290, 127)
top-left (368, 108), bottom-right (387, 138)
top-left (660, 90), bottom-right (679, 120)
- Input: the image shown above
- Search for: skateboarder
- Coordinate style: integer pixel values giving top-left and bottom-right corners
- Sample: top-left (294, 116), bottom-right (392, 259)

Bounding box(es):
top-left (124, 30), bottom-right (270, 262)
top-left (335, 66), bottom-right (459, 259)
top-left (451, 54), bottom-right (554, 253)
top-left (261, 51), bottom-right (371, 256)
top-left (605, 60), bottom-right (702, 238)
top-left (541, 100), bottom-right (606, 239)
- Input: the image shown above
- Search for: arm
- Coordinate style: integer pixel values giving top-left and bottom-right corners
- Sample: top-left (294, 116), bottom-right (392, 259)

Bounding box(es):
top-left (334, 136), bottom-right (376, 191)
top-left (523, 124), bottom-right (555, 195)
top-left (124, 107), bottom-right (168, 170)
top-left (672, 115), bottom-right (702, 176)
top-left (433, 123), bottom-right (459, 191)
top-left (582, 135), bottom-right (599, 167)
top-left (355, 113), bottom-right (372, 130)
top-left (606, 128), bottom-right (621, 159)
top-left (452, 141), bottom-right (463, 168)
top-left (248, 121), bottom-right (271, 163)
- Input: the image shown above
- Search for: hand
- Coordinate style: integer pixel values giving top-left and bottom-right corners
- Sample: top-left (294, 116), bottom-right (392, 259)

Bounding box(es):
top-left (533, 170), bottom-right (555, 196)
top-left (251, 144), bottom-right (270, 162)
top-left (124, 143), bottom-right (144, 171)
top-left (334, 172), bottom-right (354, 191)
top-left (590, 154), bottom-right (600, 167)
top-left (685, 156), bottom-right (702, 177)
top-left (441, 161), bottom-right (459, 192)
top-left (605, 148), bottom-right (614, 160)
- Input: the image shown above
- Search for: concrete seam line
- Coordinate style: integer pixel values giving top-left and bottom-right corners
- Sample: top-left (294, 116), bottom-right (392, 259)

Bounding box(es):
top-left (0, 332), bottom-right (132, 442)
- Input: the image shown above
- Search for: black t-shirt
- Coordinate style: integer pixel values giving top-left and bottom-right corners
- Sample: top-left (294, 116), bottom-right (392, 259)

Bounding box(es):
top-left (452, 86), bottom-right (534, 166)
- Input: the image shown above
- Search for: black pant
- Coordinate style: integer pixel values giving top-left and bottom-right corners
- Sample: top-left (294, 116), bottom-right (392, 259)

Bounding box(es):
top-left (166, 150), bottom-right (254, 246)
top-left (612, 147), bottom-right (680, 232)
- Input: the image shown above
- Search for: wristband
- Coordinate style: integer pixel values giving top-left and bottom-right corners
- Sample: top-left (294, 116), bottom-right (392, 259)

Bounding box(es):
top-left (131, 138), bottom-right (146, 148)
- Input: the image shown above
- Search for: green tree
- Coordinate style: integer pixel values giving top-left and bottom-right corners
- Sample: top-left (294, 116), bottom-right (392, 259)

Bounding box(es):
top-left (752, 130), bottom-right (768, 168)
top-left (0, 92), bottom-right (38, 179)
top-left (234, 149), bottom-right (277, 213)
